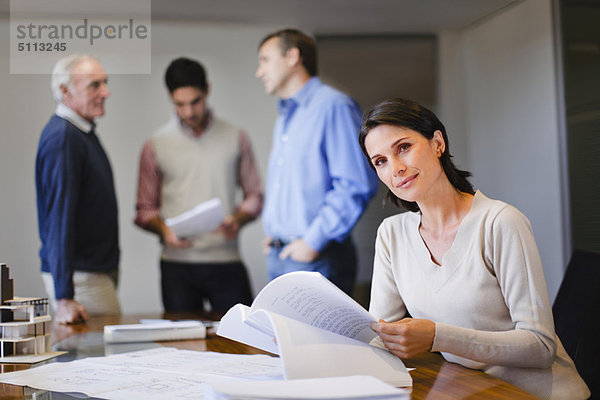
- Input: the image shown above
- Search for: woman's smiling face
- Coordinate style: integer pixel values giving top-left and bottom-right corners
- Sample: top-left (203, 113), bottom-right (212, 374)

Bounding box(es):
top-left (364, 124), bottom-right (446, 204)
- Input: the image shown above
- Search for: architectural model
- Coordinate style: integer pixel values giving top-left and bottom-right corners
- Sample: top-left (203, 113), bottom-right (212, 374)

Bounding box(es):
top-left (0, 263), bottom-right (57, 362)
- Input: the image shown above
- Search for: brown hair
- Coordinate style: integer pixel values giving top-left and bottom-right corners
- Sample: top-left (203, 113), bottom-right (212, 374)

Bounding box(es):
top-left (260, 28), bottom-right (317, 76)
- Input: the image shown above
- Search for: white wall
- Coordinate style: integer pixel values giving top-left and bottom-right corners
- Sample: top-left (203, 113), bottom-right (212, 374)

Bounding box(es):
top-left (0, 20), bottom-right (280, 313)
top-left (438, 0), bottom-right (566, 300)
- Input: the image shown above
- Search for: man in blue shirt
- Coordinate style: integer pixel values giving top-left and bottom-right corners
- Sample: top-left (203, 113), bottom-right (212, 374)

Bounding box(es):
top-left (256, 28), bottom-right (378, 295)
top-left (36, 55), bottom-right (120, 324)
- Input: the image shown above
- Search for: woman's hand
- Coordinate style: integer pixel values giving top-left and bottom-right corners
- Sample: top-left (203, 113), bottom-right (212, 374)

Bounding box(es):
top-left (371, 318), bottom-right (436, 359)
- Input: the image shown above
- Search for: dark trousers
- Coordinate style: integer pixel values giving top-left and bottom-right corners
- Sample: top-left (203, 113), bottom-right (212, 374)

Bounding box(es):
top-left (160, 260), bottom-right (253, 314)
top-left (267, 237), bottom-right (357, 296)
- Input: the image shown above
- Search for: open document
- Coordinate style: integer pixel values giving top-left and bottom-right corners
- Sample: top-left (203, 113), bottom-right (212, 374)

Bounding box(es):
top-left (165, 198), bottom-right (225, 238)
top-left (217, 272), bottom-right (413, 387)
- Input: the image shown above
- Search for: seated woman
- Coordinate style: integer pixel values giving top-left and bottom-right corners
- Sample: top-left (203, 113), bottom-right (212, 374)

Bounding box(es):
top-left (360, 98), bottom-right (589, 400)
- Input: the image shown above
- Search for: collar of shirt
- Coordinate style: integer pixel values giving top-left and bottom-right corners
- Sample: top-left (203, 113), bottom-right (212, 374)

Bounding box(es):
top-left (276, 97), bottom-right (297, 117)
top-left (55, 103), bottom-right (94, 134)
top-left (176, 109), bottom-right (214, 138)
top-left (276, 77), bottom-right (322, 132)
top-left (276, 76), bottom-right (321, 116)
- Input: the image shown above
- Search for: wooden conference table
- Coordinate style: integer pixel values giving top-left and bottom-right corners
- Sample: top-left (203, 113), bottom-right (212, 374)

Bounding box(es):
top-left (0, 314), bottom-right (537, 400)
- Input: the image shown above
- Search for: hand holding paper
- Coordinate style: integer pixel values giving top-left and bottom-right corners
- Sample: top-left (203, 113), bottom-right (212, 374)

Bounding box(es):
top-left (165, 198), bottom-right (225, 238)
top-left (217, 272), bottom-right (413, 387)
top-left (162, 224), bottom-right (191, 248)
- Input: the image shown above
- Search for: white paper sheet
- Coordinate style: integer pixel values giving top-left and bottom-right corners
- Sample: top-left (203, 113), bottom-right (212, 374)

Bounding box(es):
top-left (218, 304), bottom-right (280, 355)
top-left (165, 197), bottom-right (225, 238)
top-left (0, 347), bottom-right (283, 399)
top-left (264, 311), bottom-right (413, 387)
top-left (202, 375), bottom-right (411, 399)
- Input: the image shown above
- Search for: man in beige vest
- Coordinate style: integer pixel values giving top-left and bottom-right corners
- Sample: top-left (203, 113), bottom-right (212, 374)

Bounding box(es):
top-left (134, 57), bottom-right (263, 314)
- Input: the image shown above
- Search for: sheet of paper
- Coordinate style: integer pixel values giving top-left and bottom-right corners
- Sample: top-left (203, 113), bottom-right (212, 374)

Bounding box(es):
top-left (203, 375), bottom-right (411, 399)
top-left (264, 311), bottom-right (413, 387)
top-left (0, 360), bottom-right (148, 396)
top-left (85, 347), bottom-right (283, 380)
top-left (99, 373), bottom-right (223, 400)
top-left (165, 197), bottom-right (224, 238)
top-left (0, 347), bottom-right (284, 399)
top-left (249, 271), bottom-right (377, 343)
top-left (217, 304), bottom-right (280, 355)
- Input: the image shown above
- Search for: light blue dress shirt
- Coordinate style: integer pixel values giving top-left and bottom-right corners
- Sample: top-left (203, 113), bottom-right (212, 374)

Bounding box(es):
top-left (262, 77), bottom-right (379, 251)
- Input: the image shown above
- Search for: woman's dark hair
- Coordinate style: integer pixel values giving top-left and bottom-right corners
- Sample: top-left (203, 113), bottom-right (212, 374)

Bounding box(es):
top-left (165, 57), bottom-right (208, 93)
top-left (359, 98), bottom-right (474, 212)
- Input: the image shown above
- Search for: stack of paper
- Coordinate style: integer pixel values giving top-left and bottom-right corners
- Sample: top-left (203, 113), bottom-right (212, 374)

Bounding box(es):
top-left (103, 320), bottom-right (206, 343)
top-left (0, 348), bottom-right (411, 400)
top-left (217, 272), bottom-right (413, 387)
top-left (165, 197), bottom-right (225, 238)
top-left (202, 375), bottom-right (410, 399)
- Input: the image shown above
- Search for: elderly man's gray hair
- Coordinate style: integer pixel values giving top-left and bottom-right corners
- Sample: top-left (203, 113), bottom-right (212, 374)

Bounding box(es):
top-left (51, 54), bottom-right (97, 102)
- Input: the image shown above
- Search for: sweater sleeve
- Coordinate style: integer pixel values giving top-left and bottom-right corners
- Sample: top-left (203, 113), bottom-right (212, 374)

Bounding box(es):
top-left (431, 206), bottom-right (557, 369)
top-left (302, 100), bottom-right (379, 251)
top-left (369, 220), bottom-right (407, 322)
top-left (134, 139), bottom-right (162, 228)
top-left (36, 129), bottom-right (82, 299)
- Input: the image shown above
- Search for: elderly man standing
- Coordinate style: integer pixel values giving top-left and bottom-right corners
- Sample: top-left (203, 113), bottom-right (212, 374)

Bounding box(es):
top-left (35, 55), bottom-right (120, 324)
top-left (256, 29), bottom-right (379, 295)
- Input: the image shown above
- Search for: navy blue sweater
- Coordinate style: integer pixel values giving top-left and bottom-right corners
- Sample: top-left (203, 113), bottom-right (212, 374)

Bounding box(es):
top-left (35, 115), bottom-right (119, 299)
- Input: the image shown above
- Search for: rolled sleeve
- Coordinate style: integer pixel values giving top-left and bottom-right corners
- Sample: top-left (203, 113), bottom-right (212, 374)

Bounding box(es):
top-left (303, 101), bottom-right (378, 251)
top-left (134, 139), bottom-right (162, 228)
top-left (237, 131), bottom-right (263, 217)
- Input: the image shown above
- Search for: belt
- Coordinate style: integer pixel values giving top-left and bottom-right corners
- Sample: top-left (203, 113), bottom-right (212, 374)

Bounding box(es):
top-left (269, 238), bottom-right (288, 249)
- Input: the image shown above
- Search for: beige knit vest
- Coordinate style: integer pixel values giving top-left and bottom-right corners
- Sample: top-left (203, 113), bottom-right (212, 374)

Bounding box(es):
top-left (152, 117), bottom-right (241, 263)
